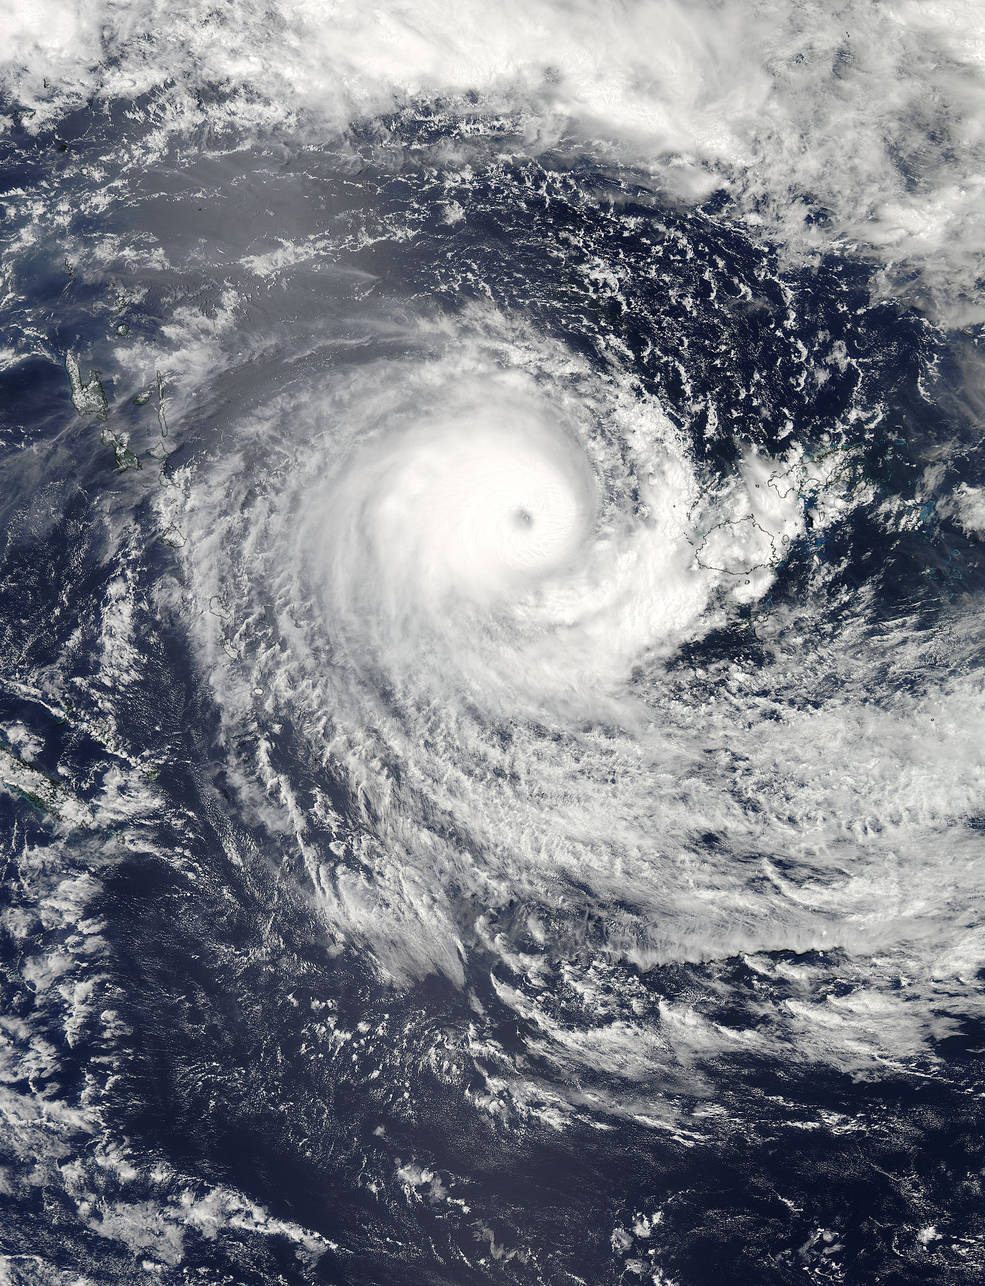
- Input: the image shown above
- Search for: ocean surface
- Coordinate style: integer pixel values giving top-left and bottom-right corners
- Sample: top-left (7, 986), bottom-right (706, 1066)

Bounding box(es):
top-left (2, 4), bottom-right (985, 1283)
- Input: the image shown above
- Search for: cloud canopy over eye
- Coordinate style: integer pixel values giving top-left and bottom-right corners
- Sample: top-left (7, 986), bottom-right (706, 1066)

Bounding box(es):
top-left (292, 354), bottom-right (725, 716)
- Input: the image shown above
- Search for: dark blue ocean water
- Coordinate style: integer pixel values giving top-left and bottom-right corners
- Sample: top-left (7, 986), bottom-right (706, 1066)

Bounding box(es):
top-left (1, 89), bottom-right (984, 1286)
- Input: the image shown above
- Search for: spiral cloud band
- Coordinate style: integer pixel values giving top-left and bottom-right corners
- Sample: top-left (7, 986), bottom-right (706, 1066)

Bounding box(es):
top-left (162, 313), bottom-right (985, 1111)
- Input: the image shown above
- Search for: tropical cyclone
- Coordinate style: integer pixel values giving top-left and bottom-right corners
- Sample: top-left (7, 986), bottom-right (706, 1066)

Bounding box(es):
top-left (166, 307), bottom-right (985, 1108)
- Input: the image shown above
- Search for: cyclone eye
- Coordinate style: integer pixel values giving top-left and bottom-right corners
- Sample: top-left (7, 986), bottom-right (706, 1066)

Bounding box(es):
top-left (514, 507), bottom-right (534, 528)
